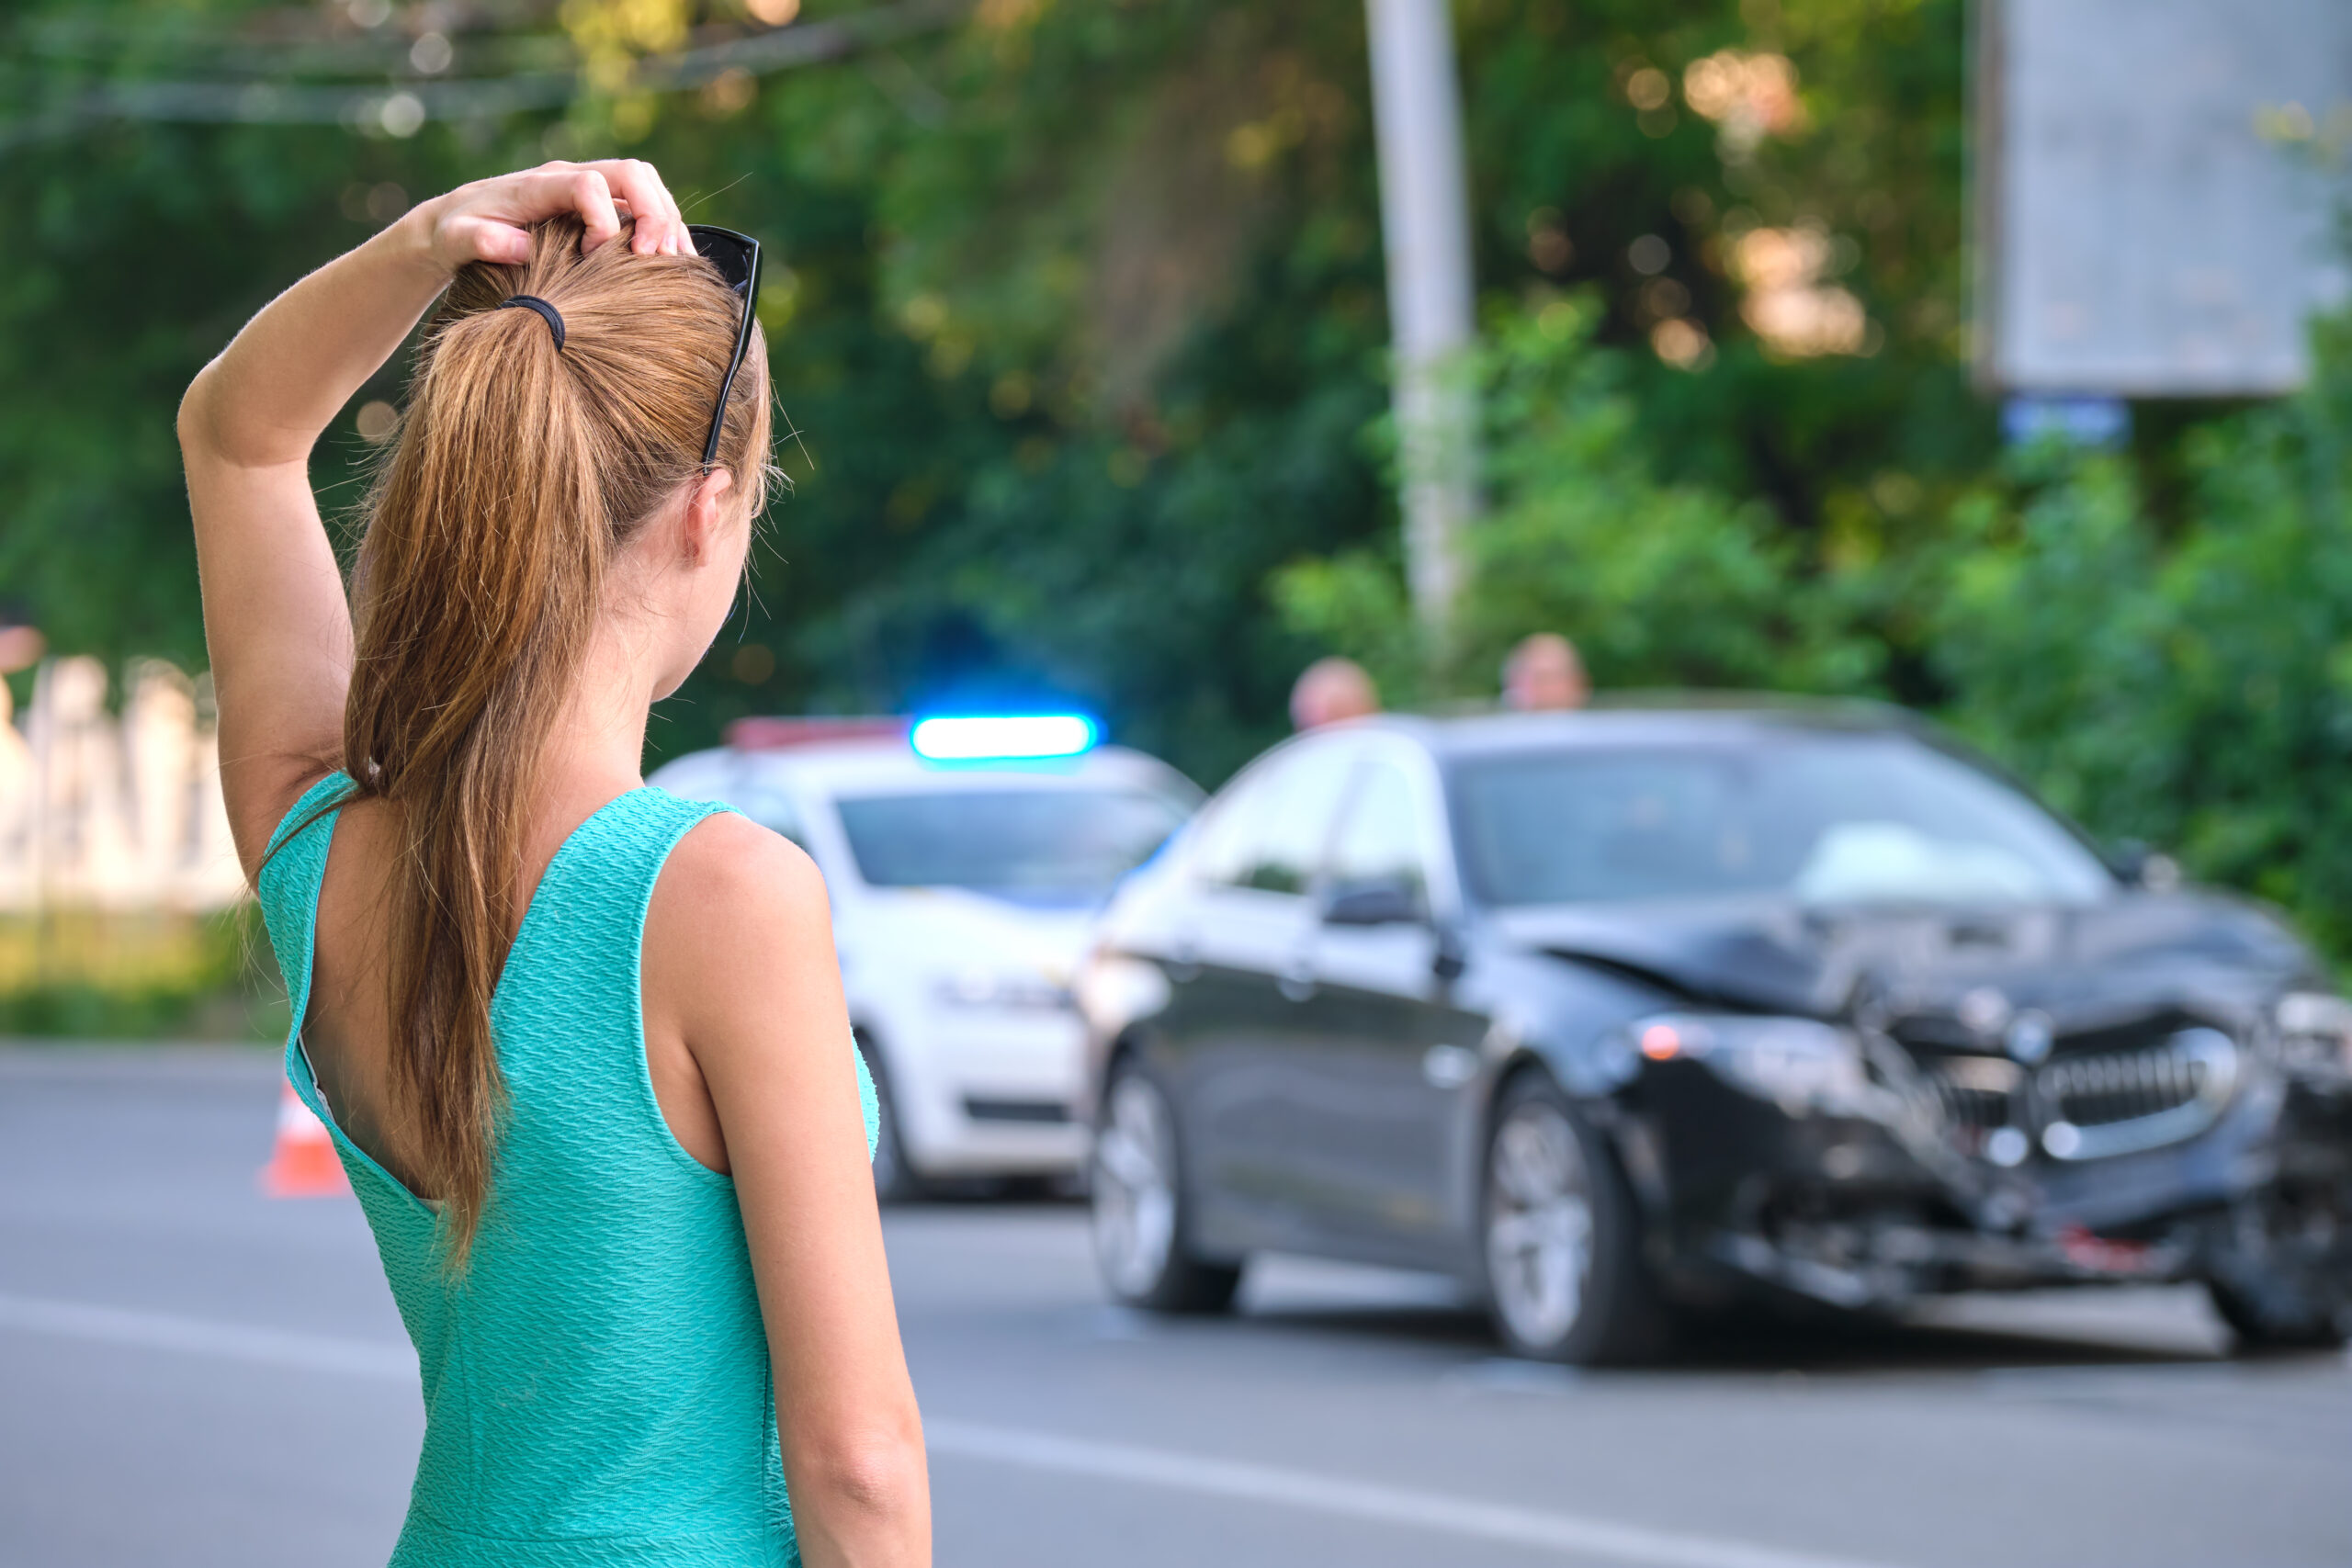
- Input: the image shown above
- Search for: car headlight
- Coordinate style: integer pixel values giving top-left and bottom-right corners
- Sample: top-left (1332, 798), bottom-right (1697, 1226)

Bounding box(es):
top-left (2275, 991), bottom-right (2352, 1080)
top-left (1630, 1012), bottom-right (1878, 1116)
top-left (933, 965), bottom-right (1072, 1011)
top-left (1072, 953), bottom-right (1172, 1036)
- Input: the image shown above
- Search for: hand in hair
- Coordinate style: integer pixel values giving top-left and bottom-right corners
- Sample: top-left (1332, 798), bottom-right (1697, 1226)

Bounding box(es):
top-left (420, 160), bottom-right (694, 271)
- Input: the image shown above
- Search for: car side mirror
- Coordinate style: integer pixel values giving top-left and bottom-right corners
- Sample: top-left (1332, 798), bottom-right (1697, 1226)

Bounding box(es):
top-left (1431, 921), bottom-right (1467, 983)
top-left (1321, 878), bottom-right (1423, 927)
top-left (2111, 840), bottom-right (2182, 893)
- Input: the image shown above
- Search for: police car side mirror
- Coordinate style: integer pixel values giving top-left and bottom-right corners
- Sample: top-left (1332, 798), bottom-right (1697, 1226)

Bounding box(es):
top-left (1321, 878), bottom-right (1423, 927)
top-left (1431, 922), bottom-right (1468, 983)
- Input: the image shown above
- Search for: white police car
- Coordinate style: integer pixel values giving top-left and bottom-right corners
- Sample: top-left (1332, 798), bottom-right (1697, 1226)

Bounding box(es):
top-left (650, 715), bottom-right (1199, 1197)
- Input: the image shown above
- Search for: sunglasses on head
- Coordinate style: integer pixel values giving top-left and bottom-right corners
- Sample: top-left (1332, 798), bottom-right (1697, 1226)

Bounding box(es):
top-left (688, 225), bottom-right (762, 469)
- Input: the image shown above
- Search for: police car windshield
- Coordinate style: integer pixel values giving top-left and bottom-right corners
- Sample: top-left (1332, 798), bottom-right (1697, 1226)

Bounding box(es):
top-left (1455, 732), bottom-right (2115, 908)
top-left (837, 788), bottom-right (1188, 900)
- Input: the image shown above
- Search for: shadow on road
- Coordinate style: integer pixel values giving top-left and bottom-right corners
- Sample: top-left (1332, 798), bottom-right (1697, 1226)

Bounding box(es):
top-left (891, 1192), bottom-right (2298, 1374)
top-left (1228, 1286), bottom-right (2277, 1374)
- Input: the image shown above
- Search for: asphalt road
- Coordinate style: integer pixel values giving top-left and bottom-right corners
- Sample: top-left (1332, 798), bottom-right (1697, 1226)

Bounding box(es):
top-left (4, 1045), bottom-right (2346, 1568)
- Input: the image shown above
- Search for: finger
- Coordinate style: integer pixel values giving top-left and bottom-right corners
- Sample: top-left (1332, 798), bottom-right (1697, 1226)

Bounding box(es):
top-left (586, 159), bottom-right (684, 255)
top-left (568, 169), bottom-right (623, 254)
top-left (611, 162), bottom-right (668, 255)
top-left (447, 216), bottom-right (533, 267)
top-left (578, 161), bottom-right (646, 252)
top-left (476, 166), bottom-right (623, 253)
top-left (625, 159), bottom-right (684, 255)
top-left (605, 195), bottom-right (677, 255)
top-left (651, 171), bottom-right (686, 255)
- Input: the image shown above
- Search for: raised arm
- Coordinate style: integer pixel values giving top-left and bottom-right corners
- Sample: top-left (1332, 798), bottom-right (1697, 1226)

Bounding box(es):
top-left (648, 817), bottom-right (932, 1568)
top-left (178, 160), bottom-right (692, 875)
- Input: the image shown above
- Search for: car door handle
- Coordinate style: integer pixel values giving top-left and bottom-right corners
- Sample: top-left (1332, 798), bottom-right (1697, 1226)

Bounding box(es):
top-left (1277, 961), bottom-right (1316, 1002)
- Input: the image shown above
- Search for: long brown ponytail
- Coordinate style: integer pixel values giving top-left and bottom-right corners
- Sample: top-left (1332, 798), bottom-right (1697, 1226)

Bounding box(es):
top-left (343, 215), bottom-right (771, 1267)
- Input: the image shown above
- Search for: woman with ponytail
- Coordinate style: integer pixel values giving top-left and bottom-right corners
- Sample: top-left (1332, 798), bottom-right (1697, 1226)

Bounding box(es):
top-left (180, 161), bottom-right (930, 1567)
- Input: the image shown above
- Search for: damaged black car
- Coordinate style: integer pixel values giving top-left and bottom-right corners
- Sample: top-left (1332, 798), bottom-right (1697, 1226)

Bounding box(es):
top-left (1077, 702), bottom-right (2352, 1363)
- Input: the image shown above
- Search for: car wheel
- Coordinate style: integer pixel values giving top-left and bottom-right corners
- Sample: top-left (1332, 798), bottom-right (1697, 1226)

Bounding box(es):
top-left (861, 1042), bottom-right (926, 1205)
top-left (2206, 1199), bottom-right (2351, 1351)
top-left (1479, 1072), bottom-right (1665, 1365)
top-left (1091, 1063), bottom-right (1241, 1314)
top-left (2208, 1278), bottom-right (2346, 1351)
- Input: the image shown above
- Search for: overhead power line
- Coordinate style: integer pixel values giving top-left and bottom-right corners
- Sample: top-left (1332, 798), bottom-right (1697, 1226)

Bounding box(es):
top-left (1, 0), bottom-right (968, 148)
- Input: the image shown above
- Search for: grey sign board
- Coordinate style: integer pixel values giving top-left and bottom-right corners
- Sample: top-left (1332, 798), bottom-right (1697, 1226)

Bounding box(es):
top-left (1975, 0), bottom-right (2352, 396)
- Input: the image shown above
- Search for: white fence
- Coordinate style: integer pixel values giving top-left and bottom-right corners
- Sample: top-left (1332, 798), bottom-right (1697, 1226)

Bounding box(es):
top-left (0, 657), bottom-right (246, 913)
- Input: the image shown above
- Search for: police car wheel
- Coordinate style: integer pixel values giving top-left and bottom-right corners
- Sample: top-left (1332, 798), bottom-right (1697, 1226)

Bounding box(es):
top-left (862, 1043), bottom-right (926, 1204)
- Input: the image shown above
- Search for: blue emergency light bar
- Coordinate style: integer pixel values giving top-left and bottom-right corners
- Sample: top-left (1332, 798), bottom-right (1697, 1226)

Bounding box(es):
top-left (909, 715), bottom-right (1097, 761)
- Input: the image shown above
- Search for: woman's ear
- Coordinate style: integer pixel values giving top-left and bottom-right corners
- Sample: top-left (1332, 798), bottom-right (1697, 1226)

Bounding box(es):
top-left (679, 468), bottom-right (738, 565)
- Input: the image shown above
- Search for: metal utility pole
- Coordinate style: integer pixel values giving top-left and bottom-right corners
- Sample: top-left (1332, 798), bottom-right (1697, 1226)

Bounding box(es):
top-left (1363, 0), bottom-right (1479, 649)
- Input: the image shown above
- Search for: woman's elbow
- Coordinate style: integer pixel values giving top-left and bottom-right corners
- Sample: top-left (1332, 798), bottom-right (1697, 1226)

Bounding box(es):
top-left (175, 365), bottom-right (220, 457)
top-left (804, 1425), bottom-right (929, 1524)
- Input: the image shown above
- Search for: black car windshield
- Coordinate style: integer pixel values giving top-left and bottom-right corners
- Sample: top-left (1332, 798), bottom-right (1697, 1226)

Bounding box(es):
top-left (1455, 734), bottom-right (2114, 908)
top-left (836, 788), bottom-right (1189, 899)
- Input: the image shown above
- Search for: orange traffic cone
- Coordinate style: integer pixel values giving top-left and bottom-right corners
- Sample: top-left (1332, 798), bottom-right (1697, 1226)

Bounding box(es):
top-left (261, 1081), bottom-right (350, 1198)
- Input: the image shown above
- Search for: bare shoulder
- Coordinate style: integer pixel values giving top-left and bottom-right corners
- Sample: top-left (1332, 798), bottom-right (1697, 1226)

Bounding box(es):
top-left (648, 813), bottom-right (851, 1078)
top-left (658, 812), bottom-right (830, 928)
top-left (649, 813), bottom-right (837, 998)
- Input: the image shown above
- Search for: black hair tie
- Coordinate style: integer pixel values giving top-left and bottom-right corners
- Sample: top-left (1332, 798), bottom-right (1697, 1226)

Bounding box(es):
top-left (498, 294), bottom-right (565, 351)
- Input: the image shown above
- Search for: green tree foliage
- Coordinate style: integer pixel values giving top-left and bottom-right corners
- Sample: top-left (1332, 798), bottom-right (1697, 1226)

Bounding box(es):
top-left (1287, 282), bottom-right (2352, 954)
top-left (3, 0), bottom-right (1980, 784)
top-left (12, 0), bottom-right (2352, 955)
top-left (1931, 312), bottom-right (2352, 953)
top-left (1458, 297), bottom-right (1880, 698)
top-left (1275, 297), bottom-right (1873, 705)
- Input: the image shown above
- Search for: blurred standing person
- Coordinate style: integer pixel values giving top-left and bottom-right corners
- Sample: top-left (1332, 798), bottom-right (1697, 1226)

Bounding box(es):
top-left (0, 611), bottom-right (38, 874)
top-left (1503, 632), bottom-right (1589, 712)
top-left (180, 161), bottom-right (929, 1567)
top-left (0, 606), bottom-right (42, 678)
top-left (1290, 655), bottom-right (1382, 729)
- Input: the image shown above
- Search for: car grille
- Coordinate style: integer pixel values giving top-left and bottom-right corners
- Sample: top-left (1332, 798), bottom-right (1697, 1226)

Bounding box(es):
top-left (2039, 1029), bottom-right (2230, 1127)
top-left (1904, 1021), bottom-right (2239, 1163)
top-left (2033, 1026), bottom-right (2237, 1159)
top-left (1924, 1055), bottom-right (2021, 1135)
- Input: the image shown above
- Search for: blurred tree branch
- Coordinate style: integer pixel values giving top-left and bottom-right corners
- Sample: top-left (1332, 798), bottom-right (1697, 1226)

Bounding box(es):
top-left (2, 0), bottom-right (969, 145)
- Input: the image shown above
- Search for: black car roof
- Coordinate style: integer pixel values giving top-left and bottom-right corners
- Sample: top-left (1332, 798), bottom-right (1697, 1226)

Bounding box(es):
top-left (1360, 694), bottom-right (1932, 761)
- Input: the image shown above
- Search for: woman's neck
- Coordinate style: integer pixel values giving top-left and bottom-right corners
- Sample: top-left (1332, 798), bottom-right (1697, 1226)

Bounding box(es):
top-left (529, 615), bottom-right (662, 843)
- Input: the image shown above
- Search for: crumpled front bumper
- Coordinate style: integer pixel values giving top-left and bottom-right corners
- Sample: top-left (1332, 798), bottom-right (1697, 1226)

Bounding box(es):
top-left (1603, 1055), bottom-right (2352, 1312)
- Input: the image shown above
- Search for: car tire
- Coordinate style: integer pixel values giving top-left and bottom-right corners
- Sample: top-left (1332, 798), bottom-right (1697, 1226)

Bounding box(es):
top-left (2207, 1258), bottom-right (2351, 1353)
top-left (860, 1039), bottom-right (927, 1205)
top-left (2208, 1279), bottom-right (2346, 1352)
top-left (1091, 1061), bottom-right (1242, 1314)
top-left (1478, 1070), bottom-right (1667, 1366)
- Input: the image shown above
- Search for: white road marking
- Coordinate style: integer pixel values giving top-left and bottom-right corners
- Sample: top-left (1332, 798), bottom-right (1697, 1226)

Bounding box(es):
top-left (0, 1292), bottom-right (416, 1381)
top-left (0, 1292), bottom-right (1905, 1568)
top-left (925, 1417), bottom-right (1905, 1568)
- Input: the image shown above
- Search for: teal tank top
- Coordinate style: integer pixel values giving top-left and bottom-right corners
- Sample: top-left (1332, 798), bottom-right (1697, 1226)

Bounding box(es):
top-left (258, 774), bottom-right (878, 1568)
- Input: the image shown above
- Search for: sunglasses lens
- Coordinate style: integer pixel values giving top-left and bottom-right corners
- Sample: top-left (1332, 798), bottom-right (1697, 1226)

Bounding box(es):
top-left (691, 230), bottom-right (756, 294)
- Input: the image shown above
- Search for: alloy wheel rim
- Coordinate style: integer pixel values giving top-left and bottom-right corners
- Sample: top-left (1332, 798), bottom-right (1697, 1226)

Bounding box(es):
top-left (1093, 1075), bottom-right (1179, 1296)
top-left (1486, 1101), bottom-right (1595, 1348)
